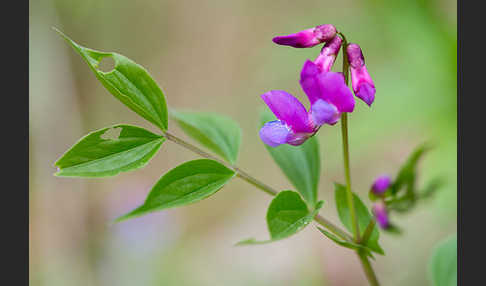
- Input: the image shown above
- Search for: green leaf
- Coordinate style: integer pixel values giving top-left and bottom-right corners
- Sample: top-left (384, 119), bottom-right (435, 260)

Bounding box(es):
top-left (55, 28), bottom-right (168, 131)
top-left (316, 227), bottom-right (373, 257)
top-left (428, 234), bottom-right (457, 286)
top-left (419, 177), bottom-right (445, 200)
top-left (334, 183), bottom-right (385, 255)
top-left (237, 191), bottom-right (323, 245)
top-left (170, 110), bottom-right (242, 164)
top-left (55, 125), bottom-right (164, 177)
top-left (260, 110), bottom-right (320, 207)
top-left (391, 142), bottom-right (431, 195)
top-left (382, 223), bottom-right (403, 235)
top-left (117, 159), bottom-right (235, 221)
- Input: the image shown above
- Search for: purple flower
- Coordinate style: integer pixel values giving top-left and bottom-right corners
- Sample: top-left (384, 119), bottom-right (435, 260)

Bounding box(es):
top-left (313, 36), bottom-right (342, 73)
top-left (259, 61), bottom-right (355, 147)
top-left (371, 175), bottom-right (391, 195)
top-left (272, 24), bottom-right (337, 48)
top-left (346, 43), bottom-right (376, 106)
top-left (372, 201), bottom-right (389, 229)
top-left (300, 60), bottom-right (355, 123)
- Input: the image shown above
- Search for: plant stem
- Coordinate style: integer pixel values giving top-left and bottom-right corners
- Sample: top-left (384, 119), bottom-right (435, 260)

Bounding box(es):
top-left (358, 251), bottom-right (380, 286)
top-left (360, 219), bottom-right (376, 245)
top-left (340, 35), bottom-right (360, 242)
top-left (341, 113), bottom-right (360, 241)
top-left (339, 32), bottom-right (380, 286)
top-left (162, 130), bottom-right (353, 242)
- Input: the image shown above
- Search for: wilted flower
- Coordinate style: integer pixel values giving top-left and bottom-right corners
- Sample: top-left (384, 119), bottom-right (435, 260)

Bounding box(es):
top-left (272, 24), bottom-right (337, 48)
top-left (371, 175), bottom-right (391, 195)
top-left (346, 43), bottom-right (376, 106)
top-left (372, 201), bottom-right (390, 229)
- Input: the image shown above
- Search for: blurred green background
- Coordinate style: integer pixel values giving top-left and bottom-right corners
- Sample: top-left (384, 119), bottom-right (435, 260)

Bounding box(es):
top-left (29, 0), bottom-right (456, 285)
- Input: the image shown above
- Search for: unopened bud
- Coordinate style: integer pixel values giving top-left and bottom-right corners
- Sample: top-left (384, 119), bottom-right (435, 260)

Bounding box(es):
top-left (372, 201), bottom-right (390, 229)
top-left (314, 35), bottom-right (342, 72)
top-left (371, 175), bottom-right (391, 195)
top-left (346, 43), bottom-right (376, 106)
top-left (272, 24), bottom-right (337, 48)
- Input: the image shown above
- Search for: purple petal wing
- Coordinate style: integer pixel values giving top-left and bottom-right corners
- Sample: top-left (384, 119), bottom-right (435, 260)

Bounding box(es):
top-left (310, 99), bottom-right (340, 126)
top-left (259, 120), bottom-right (291, 147)
top-left (261, 90), bottom-right (314, 133)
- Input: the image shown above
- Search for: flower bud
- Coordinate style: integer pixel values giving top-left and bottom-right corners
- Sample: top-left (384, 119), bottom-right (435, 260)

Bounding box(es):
top-left (272, 24), bottom-right (337, 48)
top-left (313, 35), bottom-right (342, 72)
top-left (372, 201), bottom-right (389, 229)
top-left (346, 43), bottom-right (376, 106)
top-left (371, 175), bottom-right (391, 195)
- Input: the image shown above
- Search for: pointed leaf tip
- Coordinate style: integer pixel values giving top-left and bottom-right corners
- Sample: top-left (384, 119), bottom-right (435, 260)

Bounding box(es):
top-left (118, 159), bottom-right (236, 221)
top-left (56, 32), bottom-right (169, 131)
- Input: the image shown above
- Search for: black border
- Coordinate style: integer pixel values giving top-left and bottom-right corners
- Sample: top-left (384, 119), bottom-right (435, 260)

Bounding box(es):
top-left (459, 0), bottom-right (485, 284)
top-left (5, 0), bottom-right (29, 284)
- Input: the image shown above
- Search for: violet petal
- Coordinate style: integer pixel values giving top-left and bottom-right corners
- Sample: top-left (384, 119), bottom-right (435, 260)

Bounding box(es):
top-left (259, 120), bottom-right (291, 147)
top-left (261, 90), bottom-right (314, 133)
top-left (318, 72), bottom-right (355, 113)
top-left (310, 99), bottom-right (340, 126)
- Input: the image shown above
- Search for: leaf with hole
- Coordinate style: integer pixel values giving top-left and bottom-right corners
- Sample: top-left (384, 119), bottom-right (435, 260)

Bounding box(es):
top-left (170, 110), bottom-right (242, 164)
top-left (428, 234), bottom-right (457, 286)
top-left (55, 28), bottom-right (168, 131)
top-left (259, 109), bottom-right (320, 207)
top-left (237, 191), bottom-right (323, 245)
top-left (55, 125), bottom-right (165, 177)
top-left (334, 183), bottom-right (385, 255)
top-left (117, 159), bottom-right (236, 221)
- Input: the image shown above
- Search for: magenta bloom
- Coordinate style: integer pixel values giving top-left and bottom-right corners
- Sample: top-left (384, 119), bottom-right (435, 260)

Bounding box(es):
top-left (346, 43), bottom-right (376, 106)
top-left (300, 60), bottom-right (355, 125)
top-left (259, 61), bottom-right (354, 147)
top-left (372, 201), bottom-right (389, 229)
top-left (272, 24), bottom-right (337, 48)
top-left (371, 175), bottom-right (391, 195)
top-left (313, 36), bottom-right (342, 73)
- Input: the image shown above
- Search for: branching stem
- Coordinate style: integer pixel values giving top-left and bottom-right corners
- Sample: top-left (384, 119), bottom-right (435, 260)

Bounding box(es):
top-left (162, 30), bottom-right (381, 286)
top-left (162, 130), bottom-right (353, 242)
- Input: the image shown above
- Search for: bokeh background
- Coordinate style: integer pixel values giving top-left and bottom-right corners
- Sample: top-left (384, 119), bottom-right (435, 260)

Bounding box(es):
top-left (29, 0), bottom-right (457, 285)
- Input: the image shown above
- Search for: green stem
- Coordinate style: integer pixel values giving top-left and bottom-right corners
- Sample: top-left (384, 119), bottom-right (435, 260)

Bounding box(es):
top-left (339, 33), bottom-right (380, 286)
top-left (358, 251), bottom-right (380, 286)
top-left (340, 35), bottom-right (360, 242)
top-left (162, 131), bottom-right (353, 242)
top-left (341, 113), bottom-right (360, 241)
top-left (360, 219), bottom-right (376, 245)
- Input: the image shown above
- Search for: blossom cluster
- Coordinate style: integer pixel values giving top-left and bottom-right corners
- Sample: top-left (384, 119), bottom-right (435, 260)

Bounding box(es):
top-left (259, 24), bottom-right (375, 147)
